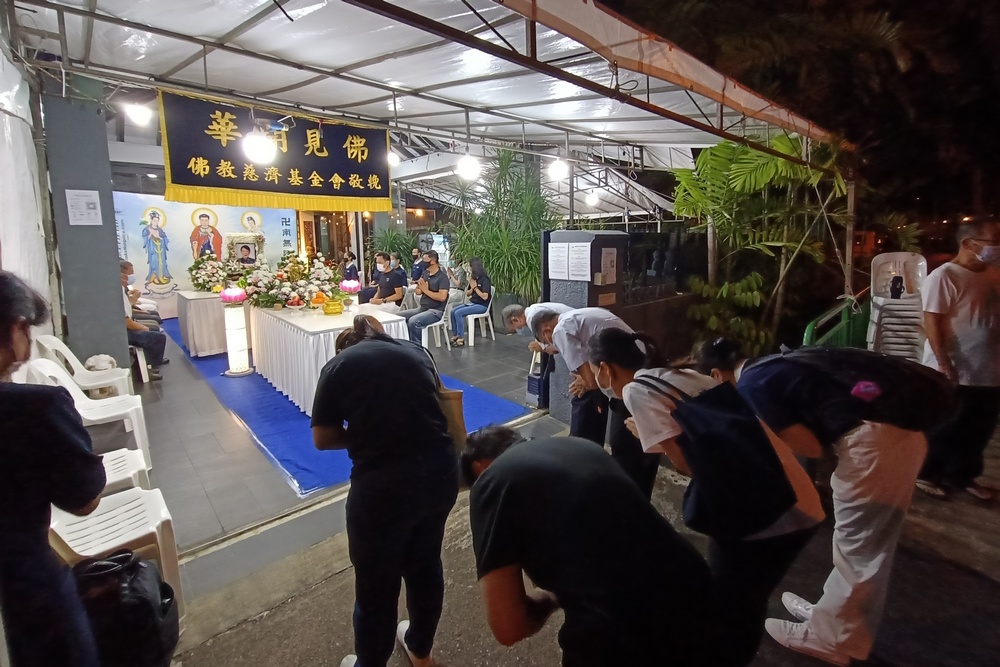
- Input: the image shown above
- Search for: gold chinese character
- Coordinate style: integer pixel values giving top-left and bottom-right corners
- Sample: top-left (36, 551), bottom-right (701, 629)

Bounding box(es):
top-left (348, 174), bottom-right (363, 189)
top-left (204, 110), bottom-right (242, 147)
top-left (367, 174), bottom-right (382, 190)
top-left (308, 171), bottom-right (324, 187)
top-left (330, 173), bottom-right (345, 190)
top-left (265, 166), bottom-right (282, 184)
top-left (243, 164), bottom-right (259, 181)
top-left (271, 129), bottom-right (288, 153)
top-left (217, 160), bottom-right (237, 178)
top-left (188, 156), bottom-right (210, 177)
top-left (305, 129), bottom-right (329, 157)
top-left (343, 135), bottom-right (369, 163)
top-left (288, 169), bottom-right (304, 186)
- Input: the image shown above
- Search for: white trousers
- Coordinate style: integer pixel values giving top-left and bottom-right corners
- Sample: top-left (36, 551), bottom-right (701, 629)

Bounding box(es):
top-left (807, 421), bottom-right (927, 658)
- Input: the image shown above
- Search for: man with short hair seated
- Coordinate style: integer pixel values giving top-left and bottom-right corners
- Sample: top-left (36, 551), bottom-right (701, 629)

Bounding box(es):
top-left (120, 261), bottom-right (167, 381)
top-left (368, 252), bottom-right (406, 312)
top-left (397, 250), bottom-right (450, 344)
top-left (462, 425), bottom-right (723, 666)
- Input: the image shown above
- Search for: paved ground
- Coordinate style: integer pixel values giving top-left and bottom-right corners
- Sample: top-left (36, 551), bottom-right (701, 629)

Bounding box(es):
top-left (177, 439), bottom-right (1000, 667)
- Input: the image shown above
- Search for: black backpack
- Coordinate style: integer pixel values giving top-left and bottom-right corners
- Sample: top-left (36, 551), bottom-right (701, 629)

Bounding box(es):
top-left (632, 375), bottom-right (797, 541)
top-left (73, 549), bottom-right (179, 667)
top-left (751, 346), bottom-right (957, 432)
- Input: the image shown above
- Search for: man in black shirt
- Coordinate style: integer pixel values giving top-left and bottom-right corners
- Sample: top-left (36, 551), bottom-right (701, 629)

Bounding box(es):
top-left (312, 332), bottom-right (459, 667)
top-left (461, 426), bottom-right (722, 667)
top-left (397, 250), bottom-right (450, 344)
top-left (368, 252), bottom-right (406, 311)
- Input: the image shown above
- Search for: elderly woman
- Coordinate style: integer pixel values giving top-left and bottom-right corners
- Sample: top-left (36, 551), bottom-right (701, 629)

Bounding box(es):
top-left (0, 271), bottom-right (106, 666)
top-left (313, 315), bottom-right (458, 667)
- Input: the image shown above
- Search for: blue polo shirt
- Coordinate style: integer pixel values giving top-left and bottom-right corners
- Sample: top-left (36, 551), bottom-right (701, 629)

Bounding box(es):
top-left (738, 356), bottom-right (867, 448)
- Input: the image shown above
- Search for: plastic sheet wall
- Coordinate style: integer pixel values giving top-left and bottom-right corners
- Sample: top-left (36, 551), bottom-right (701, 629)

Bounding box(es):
top-left (0, 51), bottom-right (48, 298)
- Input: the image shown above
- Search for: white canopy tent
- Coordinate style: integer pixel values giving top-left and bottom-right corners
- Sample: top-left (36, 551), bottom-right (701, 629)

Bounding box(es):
top-left (11, 0), bottom-right (843, 223)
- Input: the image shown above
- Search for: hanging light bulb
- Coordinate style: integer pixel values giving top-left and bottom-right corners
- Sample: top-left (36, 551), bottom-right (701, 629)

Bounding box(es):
top-left (243, 130), bottom-right (277, 164)
top-left (125, 104), bottom-right (153, 126)
top-left (547, 158), bottom-right (569, 181)
top-left (387, 152), bottom-right (400, 167)
top-left (456, 154), bottom-right (482, 181)
top-left (585, 191), bottom-right (600, 206)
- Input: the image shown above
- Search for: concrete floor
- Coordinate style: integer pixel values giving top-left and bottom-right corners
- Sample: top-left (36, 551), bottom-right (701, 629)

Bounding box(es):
top-left (176, 438), bottom-right (1000, 667)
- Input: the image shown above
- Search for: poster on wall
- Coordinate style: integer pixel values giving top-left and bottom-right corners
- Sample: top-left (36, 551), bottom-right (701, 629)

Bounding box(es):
top-left (114, 191), bottom-right (296, 318)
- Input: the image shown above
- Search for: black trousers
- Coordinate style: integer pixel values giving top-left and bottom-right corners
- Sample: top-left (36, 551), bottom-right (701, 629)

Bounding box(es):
top-left (920, 385), bottom-right (1000, 487)
top-left (570, 390), bottom-right (660, 500)
top-left (358, 286), bottom-right (378, 304)
top-left (708, 526), bottom-right (819, 666)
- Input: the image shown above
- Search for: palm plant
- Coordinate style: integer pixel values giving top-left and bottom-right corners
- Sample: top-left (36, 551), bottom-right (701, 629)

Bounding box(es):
top-left (369, 226), bottom-right (417, 271)
top-left (448, 149), bottom-right (559, 304)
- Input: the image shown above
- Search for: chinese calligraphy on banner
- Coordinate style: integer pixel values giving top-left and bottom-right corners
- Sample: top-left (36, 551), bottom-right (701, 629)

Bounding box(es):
top-left (158, 92), bottom-right (391, 212)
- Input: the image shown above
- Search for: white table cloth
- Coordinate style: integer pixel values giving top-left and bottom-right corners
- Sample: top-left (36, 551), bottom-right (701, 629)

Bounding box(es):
top-left (250, 304), bottom-right (408, 416)
top-left (177, 291), bottom-right (252, 357)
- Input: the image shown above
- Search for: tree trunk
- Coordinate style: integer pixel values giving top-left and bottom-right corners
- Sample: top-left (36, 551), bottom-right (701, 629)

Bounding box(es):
top-left (770, 224), bottom-right (790, 336)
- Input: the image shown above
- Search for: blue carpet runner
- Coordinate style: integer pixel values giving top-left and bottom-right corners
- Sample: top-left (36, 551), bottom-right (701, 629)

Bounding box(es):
top-left (160, 318), bottom-right (529, 495)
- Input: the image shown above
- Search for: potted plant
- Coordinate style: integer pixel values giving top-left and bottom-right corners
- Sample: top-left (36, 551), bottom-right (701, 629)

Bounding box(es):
top-left (449, 149), bottom-right (558, 328)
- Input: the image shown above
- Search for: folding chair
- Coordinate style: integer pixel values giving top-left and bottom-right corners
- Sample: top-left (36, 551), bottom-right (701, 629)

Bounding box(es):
top-left (35, 334), bottom-right (133, 396)
top-left (466, 295), bottom-right (496, 347)
top-left (422, 301), bottom-right (457, 350)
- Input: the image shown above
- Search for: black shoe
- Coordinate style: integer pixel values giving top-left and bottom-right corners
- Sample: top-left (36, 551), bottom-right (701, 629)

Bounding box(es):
top-left (148, 369), bottom-right (163, 381)
top-left (155, 358), bottom-right (170, 365)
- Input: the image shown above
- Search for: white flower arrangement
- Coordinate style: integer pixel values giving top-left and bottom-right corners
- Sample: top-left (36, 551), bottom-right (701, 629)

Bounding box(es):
top-left (188, 254), bottom-right (229, 292)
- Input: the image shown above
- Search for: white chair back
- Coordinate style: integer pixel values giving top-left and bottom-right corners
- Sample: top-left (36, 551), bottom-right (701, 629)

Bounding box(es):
top-left (35, 334), bottom-right (89, 375)
top-left (871, 252), bottom-right (927, 300)
top-left (26, 358), bottom-right (90, 403)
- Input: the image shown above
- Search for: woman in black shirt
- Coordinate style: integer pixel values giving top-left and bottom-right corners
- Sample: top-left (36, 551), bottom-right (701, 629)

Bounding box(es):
top-left (311, 316), bottom-right (459, 667)
top-left (0, 271), bottom-right (106, 667)
top-left (449, 257), bottom-right (492, 347)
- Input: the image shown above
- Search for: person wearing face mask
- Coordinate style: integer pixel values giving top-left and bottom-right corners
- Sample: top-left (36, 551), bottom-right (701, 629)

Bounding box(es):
top-left (0, 271), bottom-right (107, 667)
top-left (410, 248), bottom-right (427, 282)
top-left (529, 307), bottom-right (655, 498)
top-left (342, 251), bottom-right (360, 282)
top-left (369, 252), bottom-right (407, 312)
top-left (587, 328), bottom-right (824, 666)
top-left (917, 215), bottom-right (1000, 500)
top-left (389, 252), bottom-right (407, 280)
top-left (398, 250), bottom-right (450, 344)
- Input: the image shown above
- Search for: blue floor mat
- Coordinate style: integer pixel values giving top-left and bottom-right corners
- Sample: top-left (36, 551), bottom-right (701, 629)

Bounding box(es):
top-left (160, 318), bottom-right (529, 496)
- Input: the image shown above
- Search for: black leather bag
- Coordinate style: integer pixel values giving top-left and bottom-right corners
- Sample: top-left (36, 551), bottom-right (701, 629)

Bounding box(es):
top-left (72, 549), bottom-right (179, 667)
top-left (632, 376), bottom-right (797, 540)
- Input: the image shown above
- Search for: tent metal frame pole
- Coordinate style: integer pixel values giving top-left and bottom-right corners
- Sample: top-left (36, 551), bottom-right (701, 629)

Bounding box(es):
top-left (341, 0), bottom-right (839, 174)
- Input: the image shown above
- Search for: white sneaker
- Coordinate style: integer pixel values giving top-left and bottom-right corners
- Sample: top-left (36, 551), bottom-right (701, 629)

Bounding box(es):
top-left (781, 591), bottom-right (815, 621)
top-left (396, 620), bottom-right (434, 667)
top-left (340, 656), bottom-right (357, 667)
top-left (764, 619), bottom-right (851, 666)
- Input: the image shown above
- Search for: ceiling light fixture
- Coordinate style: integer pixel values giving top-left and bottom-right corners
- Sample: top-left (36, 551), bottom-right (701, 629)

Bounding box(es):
top-left (456, 154), bottom-right (482, 181)
top-left (125, 103), bottom-right (153, 126)
top-left (585, 191), bottom-right (600, 206)
top-left (243, 130), bottom-right (277, 164)
top-left (146, 173), bottom-right (158, 179)
top-left (547, 158), bottom-right (569, 181)
top-left (387, 152), bottom-right (401, 167)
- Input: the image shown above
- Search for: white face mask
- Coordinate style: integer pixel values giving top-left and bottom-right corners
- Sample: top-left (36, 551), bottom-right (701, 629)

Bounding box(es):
top-left (376, 262), bottom-right (386, 272)
top-left (974, 243), bottom-right (1000, 266)
top-left (595, 365), bottom-right (617, 399)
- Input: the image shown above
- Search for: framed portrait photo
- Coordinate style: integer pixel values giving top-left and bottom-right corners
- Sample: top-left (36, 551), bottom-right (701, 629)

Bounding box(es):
top-left (226, 232), bottom-right (265, 267)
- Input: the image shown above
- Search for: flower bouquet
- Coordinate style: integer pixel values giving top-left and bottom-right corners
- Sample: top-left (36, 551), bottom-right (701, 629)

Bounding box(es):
top-left (189, 254), bottom-right (228, 292)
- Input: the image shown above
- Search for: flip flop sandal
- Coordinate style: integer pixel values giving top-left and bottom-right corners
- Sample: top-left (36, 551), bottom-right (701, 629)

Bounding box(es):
top-left (915, 480), bottom-right (948, 499)
top-left (964, 484), bottom-right (995, 501)
top-left (453, 338), bottom-right (465, 347)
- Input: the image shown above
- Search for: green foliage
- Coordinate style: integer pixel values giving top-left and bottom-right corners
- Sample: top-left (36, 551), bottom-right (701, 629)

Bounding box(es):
top-left (370, 226), bottom-right (417, 269)
top-left (878, 212), bottom-right (922, 252)
top-left (687, 273), bottom-right (773, 357)
top-left (448, 149), bottom-right (559, 303)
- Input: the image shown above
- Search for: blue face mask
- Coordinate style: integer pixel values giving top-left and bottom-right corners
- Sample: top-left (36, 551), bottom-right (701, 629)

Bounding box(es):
top-left (390, 260), bottom-right (398, 268)
top-left (516, 326), bottom-right (531, 337)
top-left (126, 275), bottom-right (136, 286)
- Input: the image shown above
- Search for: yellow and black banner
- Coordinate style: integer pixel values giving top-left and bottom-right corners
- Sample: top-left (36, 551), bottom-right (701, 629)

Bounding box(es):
top-left (159, 91), bottom-right (391, 211)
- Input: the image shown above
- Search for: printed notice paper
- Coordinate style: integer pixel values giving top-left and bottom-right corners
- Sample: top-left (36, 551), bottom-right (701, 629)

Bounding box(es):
top-left (66, 190), bottom-right (103, 226)
top-left (601, 247), bottom-right (618, 284)
top-left (568, 243), bottom-right (591, 281)
top-left (548, 243), bottom-right (569, 280)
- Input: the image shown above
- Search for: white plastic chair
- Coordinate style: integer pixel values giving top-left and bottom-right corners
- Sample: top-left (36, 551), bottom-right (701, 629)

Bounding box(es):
top-left (466, 295), bottom-right (496, 347)
top-left (101, 449), bottom-right (151, 496)
top-left (422, 301), bottom-right (457, 351)
top-left (27, 359), bottom-right (152, 470)
top-left (49, 488), bottom-right (184, 622)
top-left (35, 334), bottom-right (133, 396)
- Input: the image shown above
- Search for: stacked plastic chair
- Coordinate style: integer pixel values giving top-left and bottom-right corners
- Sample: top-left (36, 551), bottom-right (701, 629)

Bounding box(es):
top-left (867, 252), bottom-right (927, 362)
